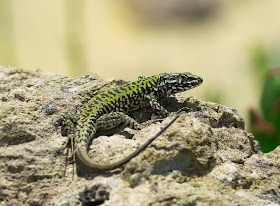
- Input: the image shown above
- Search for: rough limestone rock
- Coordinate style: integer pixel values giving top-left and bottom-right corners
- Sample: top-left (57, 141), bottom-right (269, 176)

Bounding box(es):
top-left (0, 66), bottom-right (279, 206)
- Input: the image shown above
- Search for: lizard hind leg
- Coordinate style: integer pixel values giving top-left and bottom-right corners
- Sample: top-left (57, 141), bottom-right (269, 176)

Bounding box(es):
top-left (58, 113), bottom-right (79, 148)
top-left (58, 113), bottom-right (79, 177)
top-left (96, 112), bottom-right (161, 131)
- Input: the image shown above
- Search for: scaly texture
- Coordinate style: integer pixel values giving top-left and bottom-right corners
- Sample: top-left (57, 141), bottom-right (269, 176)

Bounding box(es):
top-left (60, 72), bottom-right (203, 171)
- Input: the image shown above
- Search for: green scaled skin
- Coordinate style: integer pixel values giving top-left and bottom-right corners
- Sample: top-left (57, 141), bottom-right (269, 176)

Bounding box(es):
top-left (61, 72), bottom-right (203, 171)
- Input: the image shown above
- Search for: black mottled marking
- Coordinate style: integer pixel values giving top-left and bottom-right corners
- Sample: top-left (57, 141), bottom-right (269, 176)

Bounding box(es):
top-left (104, 105), bottom-right (111, 112)
top-left (100, 93), bottom-right (109, 98)
top-left (114, 88), bottom-right (120, 93)
top-left (80, 118), bottom-right (88, 124)
top-left (95, 96), bottom-right (102, 102)
top-left (108, 101), bottom-right (115, 109)
top-left (96, 110), bottom-right (101, 116)
top-left (125, 93), bottom-right (131, 99)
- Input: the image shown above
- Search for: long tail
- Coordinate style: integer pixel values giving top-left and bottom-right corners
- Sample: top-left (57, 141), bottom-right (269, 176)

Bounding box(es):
top-left (75, 114), bottom-right (180, 171)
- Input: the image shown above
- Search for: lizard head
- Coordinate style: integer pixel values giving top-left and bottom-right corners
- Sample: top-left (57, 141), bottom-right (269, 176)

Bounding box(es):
top-left (158, 72), bottom-right (203, 95)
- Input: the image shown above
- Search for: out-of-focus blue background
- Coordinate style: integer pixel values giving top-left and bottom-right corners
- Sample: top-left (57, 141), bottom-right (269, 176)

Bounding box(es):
top-left (1, 0), bottom-right (279, 152)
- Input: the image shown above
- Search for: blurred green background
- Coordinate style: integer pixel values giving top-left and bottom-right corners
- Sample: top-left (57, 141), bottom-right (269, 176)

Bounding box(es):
top-left (0, 0), bottom-right (279, 152)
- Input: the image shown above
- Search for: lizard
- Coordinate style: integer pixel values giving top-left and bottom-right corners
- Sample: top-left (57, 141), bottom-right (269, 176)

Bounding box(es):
top-left (59, 72), bottom-right (203, 171)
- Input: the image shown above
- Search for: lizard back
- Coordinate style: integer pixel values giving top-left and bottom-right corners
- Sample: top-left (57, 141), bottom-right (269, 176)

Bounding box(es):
top-left (76, 75), bottom-right (161, 144)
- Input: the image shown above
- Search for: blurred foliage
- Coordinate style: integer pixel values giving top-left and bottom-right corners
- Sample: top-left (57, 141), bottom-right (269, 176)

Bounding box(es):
top-left (204, 89), bottom-right (223, 105)
top-left (249, 45), bottom-right (280, 152)
top-left (250, 45), bottom-right (271, 79)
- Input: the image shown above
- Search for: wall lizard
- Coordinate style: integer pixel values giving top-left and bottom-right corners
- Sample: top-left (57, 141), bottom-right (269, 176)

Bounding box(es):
top-left (59, 72), bottom-right (203, 171)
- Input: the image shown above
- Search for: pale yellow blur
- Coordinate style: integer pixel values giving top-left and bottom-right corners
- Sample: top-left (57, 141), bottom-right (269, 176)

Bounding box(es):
top-left (1, 0), bottom-right (280, 128)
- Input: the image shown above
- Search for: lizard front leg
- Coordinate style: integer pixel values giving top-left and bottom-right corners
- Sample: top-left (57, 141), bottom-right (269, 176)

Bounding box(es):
top-left (145, 95), bottom-right (192, 117)
top-left (58, 113), bottom-right (79, 137)
top-left (145, 94), bottom-right (170, 117)
top-left (57, 113), bottom-right (79, 176)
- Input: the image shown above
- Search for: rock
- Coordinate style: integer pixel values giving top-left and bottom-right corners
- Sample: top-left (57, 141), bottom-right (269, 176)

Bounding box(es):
top-left (0, 66), bottom-right (279, 205)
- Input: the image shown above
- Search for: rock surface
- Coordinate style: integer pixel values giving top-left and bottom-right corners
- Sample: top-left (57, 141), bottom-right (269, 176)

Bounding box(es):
top-left (0, 66), bottom-right (279, 206)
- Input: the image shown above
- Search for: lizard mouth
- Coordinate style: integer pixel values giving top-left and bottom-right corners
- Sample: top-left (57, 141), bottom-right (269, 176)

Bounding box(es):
top-left (183, 75), bottom-right (203, 89)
